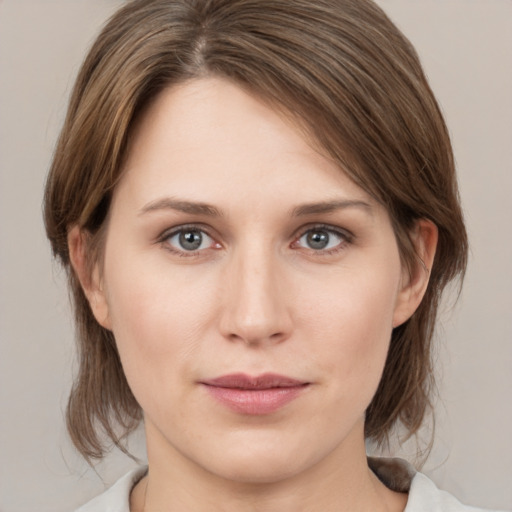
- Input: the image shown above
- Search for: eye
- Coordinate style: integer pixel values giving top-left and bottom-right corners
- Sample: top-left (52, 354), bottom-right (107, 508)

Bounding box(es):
top-left (163, 227), bottom-right (218, 254)
top-left (294, 226), bottom-right (350, 252)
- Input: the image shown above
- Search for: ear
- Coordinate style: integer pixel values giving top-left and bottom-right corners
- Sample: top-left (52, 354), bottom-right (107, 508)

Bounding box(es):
top-left (67, 226), bottom-right (112, 330)
top-left (392, 219), bottom-right (438, 328)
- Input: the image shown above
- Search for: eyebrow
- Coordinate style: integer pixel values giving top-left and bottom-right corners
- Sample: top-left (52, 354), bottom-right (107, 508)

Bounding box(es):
top-left (139, 198), bottom-right (222, 217)
top-left (138, 197), bottom-right (373, 218)
top-left (291, 199), bottom-right (373, 217)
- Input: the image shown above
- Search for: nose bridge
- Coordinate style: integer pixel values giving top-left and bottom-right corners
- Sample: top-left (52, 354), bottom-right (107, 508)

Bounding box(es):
top-left (219, 239), bottom-right (291, 344)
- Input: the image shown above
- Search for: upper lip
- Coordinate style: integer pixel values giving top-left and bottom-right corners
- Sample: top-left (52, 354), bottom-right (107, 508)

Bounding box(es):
top-left (201, 373), bottom-right (308, 390)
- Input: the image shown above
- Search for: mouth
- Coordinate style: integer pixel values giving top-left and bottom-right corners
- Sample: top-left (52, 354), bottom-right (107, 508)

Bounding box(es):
top-left (200, 373), bottom-right (310, 415)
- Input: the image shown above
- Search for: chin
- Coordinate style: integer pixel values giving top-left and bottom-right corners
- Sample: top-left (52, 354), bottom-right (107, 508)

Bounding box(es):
top-left (191, 429), bottom-right (335, 485)
top-left (207, 451), bottom-right (310, 485)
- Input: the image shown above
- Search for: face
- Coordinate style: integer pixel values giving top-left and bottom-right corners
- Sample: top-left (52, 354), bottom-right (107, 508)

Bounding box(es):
top-left (81, 78), bottom-right (425, 484)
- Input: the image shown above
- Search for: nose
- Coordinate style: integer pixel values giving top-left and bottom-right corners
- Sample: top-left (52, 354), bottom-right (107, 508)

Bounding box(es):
top-left (218, 243), bottom-right (293, 346)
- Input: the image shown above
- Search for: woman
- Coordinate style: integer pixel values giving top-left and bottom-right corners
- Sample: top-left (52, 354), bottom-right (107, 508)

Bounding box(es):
top-left (43, 0), bottom-right (497, 510)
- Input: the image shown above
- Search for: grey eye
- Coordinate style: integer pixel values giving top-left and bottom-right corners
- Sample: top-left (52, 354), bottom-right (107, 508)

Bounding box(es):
top-left (167, 229), bottom-right (213, 251)
top-left (298, 229), bottom-right (344, 251)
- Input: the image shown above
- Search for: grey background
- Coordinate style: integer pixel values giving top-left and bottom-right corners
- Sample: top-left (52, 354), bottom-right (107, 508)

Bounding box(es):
top-left (0, 0), bottom-right (511, 510)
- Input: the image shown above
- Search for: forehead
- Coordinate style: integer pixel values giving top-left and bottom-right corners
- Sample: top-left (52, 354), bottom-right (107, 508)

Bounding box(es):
top-left (117, 77), bottom-right (375, 213)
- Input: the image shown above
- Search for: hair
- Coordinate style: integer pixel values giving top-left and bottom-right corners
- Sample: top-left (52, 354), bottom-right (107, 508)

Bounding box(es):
top-left (44, 0), bottom-right (468, 462)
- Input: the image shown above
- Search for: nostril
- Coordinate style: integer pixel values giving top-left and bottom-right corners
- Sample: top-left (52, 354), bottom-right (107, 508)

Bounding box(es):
top-left (226, 329), bottom-right (287, 346)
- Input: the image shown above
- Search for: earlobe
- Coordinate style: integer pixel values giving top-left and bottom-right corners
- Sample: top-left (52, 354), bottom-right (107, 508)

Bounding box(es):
top-left (392, 219), bottom-right (438, 328)
top-left (67, 226), bottom-right (112, 330)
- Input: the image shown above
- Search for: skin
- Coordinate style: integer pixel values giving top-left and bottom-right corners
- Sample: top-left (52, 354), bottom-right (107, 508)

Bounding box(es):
top-left (69, 77), bottom-right (437, 511)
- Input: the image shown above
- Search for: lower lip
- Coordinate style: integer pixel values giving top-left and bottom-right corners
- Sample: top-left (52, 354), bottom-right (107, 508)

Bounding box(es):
top-left (203, 385), bottom-right (307, 415)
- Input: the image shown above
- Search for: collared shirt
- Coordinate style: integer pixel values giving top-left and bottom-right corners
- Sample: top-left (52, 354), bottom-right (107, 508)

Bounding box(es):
top-left (75, 458), bottom-right (504, 512)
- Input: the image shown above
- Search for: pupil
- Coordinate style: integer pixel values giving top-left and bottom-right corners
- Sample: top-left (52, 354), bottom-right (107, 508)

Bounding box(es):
top-left (179, 230), bottom-right (202, 250)
top-left (307, 230), bottom-right (329, 249)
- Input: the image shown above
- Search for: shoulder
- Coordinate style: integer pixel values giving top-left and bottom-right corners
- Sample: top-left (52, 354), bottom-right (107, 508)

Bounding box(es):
top-left (369, 457), bottom-right (507, 512)
top-left (407, 472), bottom-right (507, 512)
top-left (74, 467), bottom-right (147, 512)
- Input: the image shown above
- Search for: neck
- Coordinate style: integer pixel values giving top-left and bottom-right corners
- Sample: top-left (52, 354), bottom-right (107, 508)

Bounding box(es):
top-left (131, 420), bottom-right (407, 512)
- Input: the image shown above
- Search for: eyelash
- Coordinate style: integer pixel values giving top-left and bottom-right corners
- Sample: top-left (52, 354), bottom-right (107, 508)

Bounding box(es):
top-left (157, 223), bottom-right (354, 258)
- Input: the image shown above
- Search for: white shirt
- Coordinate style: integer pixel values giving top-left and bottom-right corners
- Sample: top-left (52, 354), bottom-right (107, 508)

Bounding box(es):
top-left (75, 458), bottom-right (505, 512)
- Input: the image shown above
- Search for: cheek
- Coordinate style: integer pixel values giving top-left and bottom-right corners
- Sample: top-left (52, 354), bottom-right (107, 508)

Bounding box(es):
top-left (101, 251), bottom-right (218, 401)
top-left (300, 262), bottom-right (400, 398)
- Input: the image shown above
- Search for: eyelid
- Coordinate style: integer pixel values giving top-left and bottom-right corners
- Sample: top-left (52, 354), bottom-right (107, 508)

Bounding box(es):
top-left (294, 223), bottom-right (354, 240)
top-left (157, 222), bottom-right (211, 241)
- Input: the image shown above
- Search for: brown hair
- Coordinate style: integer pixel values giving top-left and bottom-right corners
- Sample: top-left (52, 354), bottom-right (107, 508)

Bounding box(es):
top-left (44, 0), bottom-right (468, 461)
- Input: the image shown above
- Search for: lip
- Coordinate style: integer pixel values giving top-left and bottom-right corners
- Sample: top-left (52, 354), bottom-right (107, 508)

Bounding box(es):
top-left (200, 373), bottom-right (309, 415)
